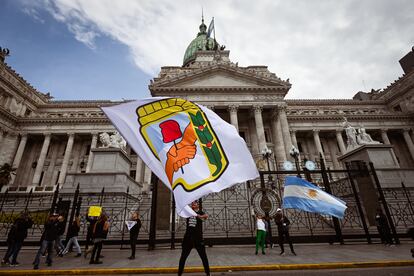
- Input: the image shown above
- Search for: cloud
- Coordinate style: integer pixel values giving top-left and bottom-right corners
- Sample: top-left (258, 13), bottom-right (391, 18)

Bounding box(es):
top-left (22, 0), bottom-right (414, 99)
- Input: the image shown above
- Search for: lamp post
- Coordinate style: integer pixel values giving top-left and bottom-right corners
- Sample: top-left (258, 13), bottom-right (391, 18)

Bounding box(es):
top-left (289, 145), bottom-right (301, 178)
top-left (261, 147), bottom-right (272, 172)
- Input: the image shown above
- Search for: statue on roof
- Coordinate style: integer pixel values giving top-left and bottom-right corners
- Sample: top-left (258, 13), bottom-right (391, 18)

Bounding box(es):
top-left (0, 47), bottom-right (10, 62)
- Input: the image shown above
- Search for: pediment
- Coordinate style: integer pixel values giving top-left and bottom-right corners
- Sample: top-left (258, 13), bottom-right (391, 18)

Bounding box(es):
top-left (152, 65), bottom-right (290, 89)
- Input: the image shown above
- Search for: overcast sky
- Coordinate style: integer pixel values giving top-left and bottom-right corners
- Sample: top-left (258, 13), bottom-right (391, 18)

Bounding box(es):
top-left (1, 0), bottom-right (413, 100)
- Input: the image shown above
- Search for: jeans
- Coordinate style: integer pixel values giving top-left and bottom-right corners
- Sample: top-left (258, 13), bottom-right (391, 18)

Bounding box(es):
top-left (90, 240), bottom-right (103, 263)
top-left (3, 240), bottom-right (23, 264)
top-left (63, 237), bottom-right (81, 254)
top-left (55, 235), bottom-right (64, 254)
top-left (33, 240), bottom-right (54, 267)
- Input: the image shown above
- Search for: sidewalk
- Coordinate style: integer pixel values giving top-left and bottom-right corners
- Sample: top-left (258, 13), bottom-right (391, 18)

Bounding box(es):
top-left (0, 242), bottom-right (413, 275)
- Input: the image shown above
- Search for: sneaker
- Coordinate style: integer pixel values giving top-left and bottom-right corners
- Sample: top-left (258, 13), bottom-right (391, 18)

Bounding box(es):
top-left (1, 260), bottom-right (10, 266)
top-left (291, 251), bottom-right (297, 256)
top-left (280, 251), bottom-right (285, 256)
top-left (10, 262), bottom-right (19, 267)
top-left (33, 265), bottom-right (39, 270)
top-left (128, 256), bottom-right (135, 260)
top-left (255, 251), bottom-right (258, 255)
top-left (75, 253), bottom-right (82, 257)
top-left (262, 251), bottom-right (266, 255)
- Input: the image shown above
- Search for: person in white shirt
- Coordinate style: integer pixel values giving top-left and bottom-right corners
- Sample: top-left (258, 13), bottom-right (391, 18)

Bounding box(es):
top-left (255, 214), bottom-right (266, 255)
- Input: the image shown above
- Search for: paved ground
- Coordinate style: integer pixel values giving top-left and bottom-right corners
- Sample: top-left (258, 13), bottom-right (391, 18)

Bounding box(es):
top-left (0, 242), bottom-right (413, 273)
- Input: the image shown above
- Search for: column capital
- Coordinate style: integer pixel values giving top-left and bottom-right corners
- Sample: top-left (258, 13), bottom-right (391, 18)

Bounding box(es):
top-left (402, 128), bottom-right (411, 133)
top-left (289, 129), bottom-right (297, 134)
top-left (253, 105), bottom-right (263, 113)
top-left (19, 132), bottom-right (28, 138)
top-left (380, 128), bottom-right (388, 133)
top-left (335, 128), bottom-right (343, 134)
top-left (312, 128), bottom-right (320, 134)
top-left (43, 132), bottom-right (52, 137)
top-left (228, 104), bottom-right (239, 112)
top-left (206, 105), bottom-right (215, 110)
top-left (67, 132), bottom-right (75, 137)
top-left (277, 103), bottom-right (288, 111)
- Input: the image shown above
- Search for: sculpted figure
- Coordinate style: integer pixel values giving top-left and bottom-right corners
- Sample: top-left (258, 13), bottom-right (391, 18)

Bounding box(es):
top-left (99, 133), bottom-right (111, 148)
top-left (357, 127), bottom-right (380, 145)
top-left (342, 118), bottom-right (358, 151)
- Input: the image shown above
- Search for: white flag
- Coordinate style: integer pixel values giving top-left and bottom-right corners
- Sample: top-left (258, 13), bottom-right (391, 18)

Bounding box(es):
top-left (125, 220), bottom-right (137, 231)
top-left (102, 97), bottom-right (258, 217)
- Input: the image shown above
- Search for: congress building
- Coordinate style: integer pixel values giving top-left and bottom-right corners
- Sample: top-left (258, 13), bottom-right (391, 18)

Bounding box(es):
top-left (0, 19), bottom-right (413, 243)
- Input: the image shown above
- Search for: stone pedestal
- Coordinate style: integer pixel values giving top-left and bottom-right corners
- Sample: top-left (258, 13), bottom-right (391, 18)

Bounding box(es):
top-left (338, 144), bottom-right (399, 226)
top-left (338, 144), bottom-right (399, 169)
top-left (62, 148), bottom-right (142, 194)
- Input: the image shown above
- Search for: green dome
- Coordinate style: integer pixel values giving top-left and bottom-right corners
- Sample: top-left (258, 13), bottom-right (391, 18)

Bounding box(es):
top-left (183, 20), bottom-right (217, 66)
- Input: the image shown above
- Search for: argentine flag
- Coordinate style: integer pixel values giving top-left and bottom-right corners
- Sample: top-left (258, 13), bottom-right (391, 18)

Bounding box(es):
top-left (282, 176), bottom-right (347, 219)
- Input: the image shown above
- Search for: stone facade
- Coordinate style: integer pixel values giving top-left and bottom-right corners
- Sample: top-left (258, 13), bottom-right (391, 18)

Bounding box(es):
top-left (0, 39), bottom-right (413, 193)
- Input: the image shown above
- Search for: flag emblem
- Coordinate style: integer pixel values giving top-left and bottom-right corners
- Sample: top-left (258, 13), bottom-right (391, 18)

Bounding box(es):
top-left (136, 98), bottom-right (228, 191)
top-left (308, 189), bottom-right (318, 198)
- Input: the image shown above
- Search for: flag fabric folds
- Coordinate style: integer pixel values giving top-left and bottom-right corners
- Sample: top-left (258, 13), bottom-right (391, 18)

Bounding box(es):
top-left (102, 97), bottom-right (258, 218)
top-left (282, 176), bottom-right (347, 219)
top-left (207, 18), bottom-right (214, 38)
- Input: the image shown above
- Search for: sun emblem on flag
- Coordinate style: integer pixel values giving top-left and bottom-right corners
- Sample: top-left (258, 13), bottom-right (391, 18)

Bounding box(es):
top-left (136, 98), bottom-right (229, 192)
top-left (308, 189), bottom-right (318, 198)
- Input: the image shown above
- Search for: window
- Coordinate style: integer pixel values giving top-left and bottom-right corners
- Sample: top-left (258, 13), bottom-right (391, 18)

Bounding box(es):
top-left (85, 144), bottom-right (91, 155)
top-left (130, 170), bottom-right (136, 179)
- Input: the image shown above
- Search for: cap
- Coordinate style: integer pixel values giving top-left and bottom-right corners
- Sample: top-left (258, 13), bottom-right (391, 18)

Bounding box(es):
top-left (276, 208), bottom-right (282, 212)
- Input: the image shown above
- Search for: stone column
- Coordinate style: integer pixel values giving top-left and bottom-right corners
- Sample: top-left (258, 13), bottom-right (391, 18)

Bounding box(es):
top-left (278, 105), bottom-right (293, 159)
top-left (328, 139), bottom-right (341, 169)
top-left (313, 129), bottom-right (324, 159)
top-left (253, 105), bottom-right (267, 152)
top-left (381, 129), bottom-right (390, 144)
top-left (335, 129), bottom-right (346, 155)
top-left (135, 157), bottom-right (143, 182)
top-left (19, 105), bottom-right (27, 117)
top-left (228, 105), bottom-right (239, 132)
top-left (32, 133), bottom-right (51, 186)
top-left (143, 165), bottom-right (152, 191)
top-left (271, 108), bottom-right (286, 163)
top-left (290, 130), bottom-right (298, 148)
top-left (86, 132), bottom-right (98, 173)
top-left (402, 128), bottom-right (414, 161)
top-left (12, 133), bottom-right (28, 169)
top-left (58, 133), bottom-right (75, 185)
top-left (0, 129), bottom-right (4, 148)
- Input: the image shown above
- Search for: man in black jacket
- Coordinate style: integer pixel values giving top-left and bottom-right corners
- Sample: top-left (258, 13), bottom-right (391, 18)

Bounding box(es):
top-left (178, 201), bottom-right (210, 276)
top-left (33, 213), bottom-right (59, 269)
top-left (2, 212), bottom-right (33, 266)
top-left (128, 211), bottom-right (142, 260)
top-left (274, 208), bottom-right (296, 256)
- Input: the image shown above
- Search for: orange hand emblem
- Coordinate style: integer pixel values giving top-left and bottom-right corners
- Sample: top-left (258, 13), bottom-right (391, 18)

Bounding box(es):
top-left (165, 123), bottom-right (197, 184)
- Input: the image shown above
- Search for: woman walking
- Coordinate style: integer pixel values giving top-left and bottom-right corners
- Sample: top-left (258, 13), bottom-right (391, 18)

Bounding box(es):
top-left (89, 213), bottom-right (110, 264)
top-left (62, 216), bottom-right (82, 257)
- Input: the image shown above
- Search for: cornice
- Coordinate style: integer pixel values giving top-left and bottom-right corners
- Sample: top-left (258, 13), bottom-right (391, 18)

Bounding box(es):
top-left (286, 99), bottom-right (386, 106)
top-left (0, 62), bottom-right (50, 104)
top-left (287, 114), bottom-right (412, 121)
top-left (17, 117), bottom-right (110, 126)
top-left (151, 86), bottom-right (289, 92)
top-left (42, 100), bottom-right (127, 108)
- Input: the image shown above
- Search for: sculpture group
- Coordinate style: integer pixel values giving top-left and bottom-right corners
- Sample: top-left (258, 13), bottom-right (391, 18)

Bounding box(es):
top-left (99, 131), bottom-right (127, 151)
top-left (342, 118), bottom-right (380, 152)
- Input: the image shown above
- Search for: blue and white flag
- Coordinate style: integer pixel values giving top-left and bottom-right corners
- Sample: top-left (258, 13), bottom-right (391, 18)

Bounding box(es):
top-left (282, 176), bottom-right (347, 219)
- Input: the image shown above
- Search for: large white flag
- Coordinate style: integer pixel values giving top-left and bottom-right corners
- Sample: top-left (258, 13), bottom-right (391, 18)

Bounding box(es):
top-left (102, 97), bottom-right (258, 217)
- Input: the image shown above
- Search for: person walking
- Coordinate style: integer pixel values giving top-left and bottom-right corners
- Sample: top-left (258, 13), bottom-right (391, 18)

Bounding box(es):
top-left (33, 213), bottom-right (59, 269)
top-left (178, 201), bottom-right (210, 276)
top-left (255, 214), bottom-right (266, 255)
top-left (84, 212), bottom-right (98, 258)
top-left (89, 213), bottom-right (110, 264)
top-left (128, 211), bottom-right (142, 260)
top-left (55, 215), bottom-right (66, 256)
top-left (275, 208), bottom-right (296, 256)
top-left (375, 207), bottom-right (393, 246)
top-left (62, 216), bottom-right (82, 257)
top-left (2, 212), bottom-right (33, 266)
